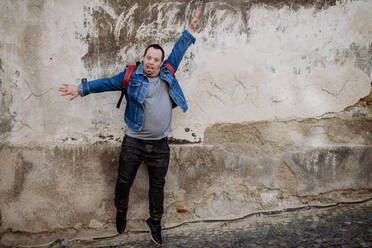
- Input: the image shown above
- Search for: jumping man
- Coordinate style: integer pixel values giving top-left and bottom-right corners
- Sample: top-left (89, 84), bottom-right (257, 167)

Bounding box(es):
top-left (59, 9), bottom-right (201, 246)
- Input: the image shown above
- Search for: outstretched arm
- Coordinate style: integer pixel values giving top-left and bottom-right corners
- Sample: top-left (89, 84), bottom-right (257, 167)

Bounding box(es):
top-left (58, 71), bottom-right (125, 100)
top-left (164, 9), bottom-right (201, 72)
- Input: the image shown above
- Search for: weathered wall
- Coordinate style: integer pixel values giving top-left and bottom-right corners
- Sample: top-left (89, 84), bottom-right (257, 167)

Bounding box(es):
top-left (0, 0), bottom-right (371, 246)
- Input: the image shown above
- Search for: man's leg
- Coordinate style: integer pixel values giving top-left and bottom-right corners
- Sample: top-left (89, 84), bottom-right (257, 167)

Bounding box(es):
top-left (114, 136), bottom-right (143, 233)
top-left (144, 139), bottom-right (170, 245)
top-left (147, 164), bottom-right (169, 220)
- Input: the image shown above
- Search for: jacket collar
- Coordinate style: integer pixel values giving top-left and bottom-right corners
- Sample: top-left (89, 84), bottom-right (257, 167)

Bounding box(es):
top-left (135, 61), bottom-right (145, 75)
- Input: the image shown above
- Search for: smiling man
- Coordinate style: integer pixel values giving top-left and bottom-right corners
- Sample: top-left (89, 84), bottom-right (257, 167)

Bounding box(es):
top-left (59, 10), bottom-right (200, 246)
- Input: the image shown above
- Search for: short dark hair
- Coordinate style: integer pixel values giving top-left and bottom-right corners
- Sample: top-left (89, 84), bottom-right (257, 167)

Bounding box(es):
top-left (144, 44), bottom-right (165, 61)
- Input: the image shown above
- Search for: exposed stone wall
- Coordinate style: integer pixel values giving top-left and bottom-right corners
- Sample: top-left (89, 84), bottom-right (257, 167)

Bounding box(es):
top-left (1, 0), bottom-right (371, 144)
top-left (1, 139), bottom-right (371, 246)
top-left (0, 0), bottom-right (371, 246)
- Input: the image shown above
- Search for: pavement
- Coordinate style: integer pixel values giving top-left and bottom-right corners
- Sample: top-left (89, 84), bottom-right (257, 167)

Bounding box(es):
top-left (66, 200), bottom-right (372, 248)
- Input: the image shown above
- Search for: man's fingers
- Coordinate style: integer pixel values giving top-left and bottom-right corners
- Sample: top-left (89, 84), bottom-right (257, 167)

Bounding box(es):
top-left (58, 84), bottom-right (70, 92)
top-left (191, 9), bottom-right (200, 24)
top-left (194, 9), bottom-right (201, 19)
top-left (59, 84), bottom-right (78, 100)
top-left (59, 88), bottom-right (69, 93)
top-left (187, 9), bottom-right (201, 33)
top-left (69, 94), bottom-right (78, 101)
top-left (61, 91), bottom-right (78, 100)
top-left (60, 84), bottom-right (69, 89)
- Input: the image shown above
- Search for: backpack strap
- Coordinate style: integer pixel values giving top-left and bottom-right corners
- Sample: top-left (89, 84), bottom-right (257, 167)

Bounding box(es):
top-left (116, 65), bottom-right (137, 109)
top-left (116, 62), bottom-right (175, 109)
top-left (123, 65), bottom-right (137, 88)
top-left (164, 63), bottom-right (175, 75)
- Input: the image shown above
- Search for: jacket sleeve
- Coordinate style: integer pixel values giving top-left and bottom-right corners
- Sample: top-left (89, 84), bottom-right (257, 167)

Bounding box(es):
top-left (164, 30), bottom-right (196, 73)
top-left (78, 70), bottom-right (126, 97)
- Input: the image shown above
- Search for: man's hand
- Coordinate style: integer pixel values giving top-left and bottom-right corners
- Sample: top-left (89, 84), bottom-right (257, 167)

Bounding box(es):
top-left (58, 84), bottom-right (79, 100)
top-left (187, 9), bottom-right (201, 34)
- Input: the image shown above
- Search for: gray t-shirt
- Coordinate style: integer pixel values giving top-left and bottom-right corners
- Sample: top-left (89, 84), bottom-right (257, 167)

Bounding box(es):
top-left (126, 76), bottom-right (172, 140)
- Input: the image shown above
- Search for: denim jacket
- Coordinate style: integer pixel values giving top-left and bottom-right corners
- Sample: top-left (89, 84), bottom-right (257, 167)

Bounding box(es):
top-left (78, 30), bottom-right (196, 131)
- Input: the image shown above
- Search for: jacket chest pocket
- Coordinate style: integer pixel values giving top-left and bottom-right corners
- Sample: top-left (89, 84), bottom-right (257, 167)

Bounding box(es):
top-left (127, 79), bottom-right (141, 97)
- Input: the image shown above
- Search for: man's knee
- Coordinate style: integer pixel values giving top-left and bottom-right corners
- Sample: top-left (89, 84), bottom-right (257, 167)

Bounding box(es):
top-left (117, 173), bottom-right (135, 185)
top-left (150, 178), bottom-right (166, 189)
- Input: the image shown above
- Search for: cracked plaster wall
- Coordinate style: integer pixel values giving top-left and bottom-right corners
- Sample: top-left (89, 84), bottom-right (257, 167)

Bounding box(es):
top-left (0, 0), bottom-right (371, 143)
top-left (0, 0), bottom-right (372, 246)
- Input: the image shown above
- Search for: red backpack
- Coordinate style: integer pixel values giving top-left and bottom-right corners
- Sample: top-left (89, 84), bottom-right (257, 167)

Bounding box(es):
top-left (116, 62), bottom-right (175, 108)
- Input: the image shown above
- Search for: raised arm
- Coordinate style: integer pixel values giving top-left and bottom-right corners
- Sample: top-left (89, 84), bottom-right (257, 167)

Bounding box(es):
top-left (164, 9), bottom-right (201, 72)
top-left (187, 9), bottom-right (201, 34)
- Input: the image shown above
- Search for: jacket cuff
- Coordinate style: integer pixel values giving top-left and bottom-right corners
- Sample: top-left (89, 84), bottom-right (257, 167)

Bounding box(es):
top-left (79, 78), bottom-right (89, 96)
top-left (182, 30), bottom-right (196, 44)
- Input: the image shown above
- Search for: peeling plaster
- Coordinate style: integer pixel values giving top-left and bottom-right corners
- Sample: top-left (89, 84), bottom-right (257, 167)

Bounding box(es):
top-left (0, 0), bottom-right (371, 143)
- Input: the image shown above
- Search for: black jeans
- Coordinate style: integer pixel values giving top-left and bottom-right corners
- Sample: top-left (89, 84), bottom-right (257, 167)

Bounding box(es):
top-left (114, 135), bottom-right (170, 221)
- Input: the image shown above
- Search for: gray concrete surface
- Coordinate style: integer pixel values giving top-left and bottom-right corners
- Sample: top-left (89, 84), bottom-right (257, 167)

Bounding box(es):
top-left (57, 199), bottom-right (372, 248)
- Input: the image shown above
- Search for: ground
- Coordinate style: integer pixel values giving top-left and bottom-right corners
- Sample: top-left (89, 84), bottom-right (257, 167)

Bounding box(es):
top-left (60, 200), bottom-right (372, 248)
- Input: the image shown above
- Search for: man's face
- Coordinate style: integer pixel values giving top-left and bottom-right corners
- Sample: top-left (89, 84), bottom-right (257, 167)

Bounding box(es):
top-left (142, 47), bottom-right (163, 77)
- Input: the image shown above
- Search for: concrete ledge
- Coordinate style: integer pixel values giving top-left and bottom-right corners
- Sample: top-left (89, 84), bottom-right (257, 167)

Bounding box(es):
top-left (1, 142), bottom-right (371, 247)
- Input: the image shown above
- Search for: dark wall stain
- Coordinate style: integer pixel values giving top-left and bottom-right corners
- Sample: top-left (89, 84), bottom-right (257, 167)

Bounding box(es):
top-left (98, 146), bottom-right (120, 187)
top-left (168, 137), bottom-right (201, 144)
top-left (81, 0), bottom-right (338, 74)
top-left (349, 42), bottom-right (372, 76)
top-left (0, 58), bottom-right (16, 135)
top-left (13, 154), bottom-right (33, 199)
top-left (0, 92), bottom-right (16, 135)
top-left (289, 146), bottom-right (371, 192)
top-left (336, 43), bottom-right (372, 76)
top-left (247, 0), bottom-right (337, 11)
top-left (358, 148), bottom-right (372, 185)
